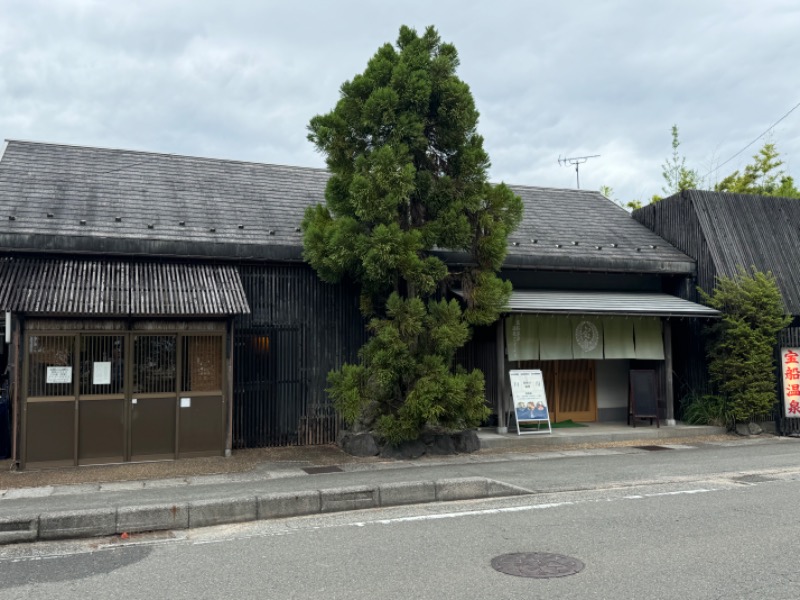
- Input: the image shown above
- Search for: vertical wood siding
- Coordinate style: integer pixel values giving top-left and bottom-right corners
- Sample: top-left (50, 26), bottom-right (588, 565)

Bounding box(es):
top-left (455, 324), bottom-right (498, 417)
top-left (232, 264), bottom-right (366, 448)
top-left (636, 194), bottom-right (799, 427)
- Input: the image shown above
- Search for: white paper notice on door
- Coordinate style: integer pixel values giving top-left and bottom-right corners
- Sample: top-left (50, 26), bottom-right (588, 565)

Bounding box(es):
top-left (46, 366), bottom-right (72, 384)
top-left (93, 361), bottom-right (111, 385)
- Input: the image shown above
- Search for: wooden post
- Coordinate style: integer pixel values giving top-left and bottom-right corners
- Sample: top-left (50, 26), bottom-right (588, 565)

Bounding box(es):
top-left (496, 318), bottom-right (507, 434)
top-left (225, 319), bottom-right (234, 457)
top-left (10, 315), bottom-right (19, 468)
top-left (664, 319), bottom-right (675, 426)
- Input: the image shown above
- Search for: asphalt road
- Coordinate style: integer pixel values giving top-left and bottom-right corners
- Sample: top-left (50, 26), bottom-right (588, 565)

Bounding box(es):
top-left (1, 439), bottom-right (798, 600)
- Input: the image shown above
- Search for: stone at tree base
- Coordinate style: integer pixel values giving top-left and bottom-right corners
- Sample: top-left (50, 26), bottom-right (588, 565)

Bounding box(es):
top-left (380, 439), bottom-right (426, 459)
top-left (453, 430), bottom-right (480, 453)
top-left (735, 422), bottom-right (763, 436)
top-left (427, 434), bottom-right (457, 455)
top-left (398, 439), bottom-right (426, 459)
top-left (379, 444), bottom-right (405, 459)
top-left (341, 433), bottom-right (379, 456)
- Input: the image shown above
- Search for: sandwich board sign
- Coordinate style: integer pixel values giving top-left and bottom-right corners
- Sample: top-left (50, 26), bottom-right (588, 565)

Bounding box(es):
top-left (509, 369), bottom-right (551, 435)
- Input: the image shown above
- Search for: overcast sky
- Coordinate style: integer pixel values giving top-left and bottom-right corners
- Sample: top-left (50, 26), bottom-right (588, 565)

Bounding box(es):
top-left (1, 0), bottom-right (798, 204)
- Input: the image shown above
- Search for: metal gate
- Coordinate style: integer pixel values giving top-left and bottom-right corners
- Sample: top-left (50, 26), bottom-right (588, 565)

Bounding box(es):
top-left (22, 329), bottom-right (226, 468)
top-left (233, 326), bottom-right (307, 447)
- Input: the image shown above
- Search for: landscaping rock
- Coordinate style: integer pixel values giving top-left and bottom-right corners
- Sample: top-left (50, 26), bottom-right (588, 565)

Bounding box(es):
top-left (427, 434), bottom-right (457, 455)
top-left (747, 422), bottom-right (763, 435)
top-left (380, 439), bottom-right (426, 459)
top-left (341, 432), bottom-right (379, 457)
top-left (399, 439), bottom-right (426, 459)
top-left (453, 430), bottom-right (480, 453)
top-left (735, 422), bottom-right (763, 436)
top-left (379, 444), bottom-right (405, 459)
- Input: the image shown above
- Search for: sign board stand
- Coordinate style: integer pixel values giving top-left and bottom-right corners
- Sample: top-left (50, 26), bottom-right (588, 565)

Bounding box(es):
top-left (508, 369), bottom-right (551, 435)
top-left (628, 369), bottom-right (660, 428)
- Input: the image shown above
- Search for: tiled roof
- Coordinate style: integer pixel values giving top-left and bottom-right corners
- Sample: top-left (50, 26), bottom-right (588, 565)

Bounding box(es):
top-left (0, 140), bottom-right (694, 274)
top-left (501, 185), bottom-right (693, 273)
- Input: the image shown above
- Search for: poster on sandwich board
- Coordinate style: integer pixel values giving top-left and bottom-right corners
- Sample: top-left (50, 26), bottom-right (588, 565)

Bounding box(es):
top-left (509, 369), bottom-right (551, 435)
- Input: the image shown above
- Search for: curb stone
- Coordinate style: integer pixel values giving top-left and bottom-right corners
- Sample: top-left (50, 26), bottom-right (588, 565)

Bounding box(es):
top-left (1, 477), bottom-right (530, 545)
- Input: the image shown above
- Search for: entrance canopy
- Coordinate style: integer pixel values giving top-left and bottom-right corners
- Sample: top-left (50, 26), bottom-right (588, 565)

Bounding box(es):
top-left (0, 257), bottom-right (250, 316)
top-left (468, 290), bottom-right (721, 362)
top-left (503, 290), bottom-right (719, 318)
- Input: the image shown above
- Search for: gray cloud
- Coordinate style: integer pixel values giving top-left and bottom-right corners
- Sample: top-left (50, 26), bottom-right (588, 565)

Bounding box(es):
top-left (1, 0), bottom-right (798, 204)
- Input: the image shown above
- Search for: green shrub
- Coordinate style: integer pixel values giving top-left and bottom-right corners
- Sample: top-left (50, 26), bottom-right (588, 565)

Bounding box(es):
top-left (701, 267), bottom-right (790, 423)
top-left (680, 393), bottom-right (732, 428)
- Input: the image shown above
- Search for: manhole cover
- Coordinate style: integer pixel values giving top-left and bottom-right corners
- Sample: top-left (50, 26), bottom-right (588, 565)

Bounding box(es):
top-left (491, 553), bottom-right (585, 579)
top-left (302, 466), bottom-right (343, 474)
top-left (634, 445), bottom-right (671, 451)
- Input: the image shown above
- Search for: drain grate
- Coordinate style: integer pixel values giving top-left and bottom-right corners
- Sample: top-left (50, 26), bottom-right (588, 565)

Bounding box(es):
top-left (634, 445), bottom-right (672, 451)
top-left (491, 553), bottom-right (585, 579)
top-left (302, 466), bottom-right (343, 474)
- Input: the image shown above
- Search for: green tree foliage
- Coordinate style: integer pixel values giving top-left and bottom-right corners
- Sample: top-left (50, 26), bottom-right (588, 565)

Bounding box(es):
top-left (715, 142), bottom-right (800, 198)
top-left (303, 26), bottom-right (522, 443)
top-left (600, 185), bottom-right (642, 211)
top-left (655, 124), bottom-right (701, 201)
top-left (701, 268), bottom-right (791, 423)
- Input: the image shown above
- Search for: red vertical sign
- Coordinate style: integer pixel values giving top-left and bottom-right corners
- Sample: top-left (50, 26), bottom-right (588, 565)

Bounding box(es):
top-left (781, 348), bottom-right (800, 418)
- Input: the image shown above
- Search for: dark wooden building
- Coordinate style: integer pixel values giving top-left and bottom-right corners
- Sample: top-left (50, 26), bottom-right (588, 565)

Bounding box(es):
top-left (464, 186), bottom-right (717, 430)
top-left (0, 140), bottom-right (718, 468)
top-left (634, 189), bottom-right (800, 433)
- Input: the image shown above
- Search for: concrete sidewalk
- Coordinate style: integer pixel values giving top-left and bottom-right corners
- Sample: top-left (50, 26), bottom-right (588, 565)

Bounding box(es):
top-left (0, 423), bottom-right (733, 544)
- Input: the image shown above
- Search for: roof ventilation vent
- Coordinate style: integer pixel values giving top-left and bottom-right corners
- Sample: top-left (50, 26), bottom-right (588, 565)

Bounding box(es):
top-left (572, 241), bottom-right (579, 246)
top-left (179, 221), bottom-right (185, 226)
top-left (47, 213), bottom-right (54, 218)
top-left (238, 224), bottom-right (244, 229)
top-left (611, 243), bottom-right (618, 248)
top-left (80, 219), bottom-right (87, 226)
top-left (115, 217), bottom-right (122, 222)
top-left (555, 244), bottom-right (562, 248)
top-left (595, 245), bottom-right (602, 250)
top-left (649, 244), bottom-right (657, 249)
top-left (147, 223), bottom-right (154, 229)
top-left (530, 239), bottom-right (537, 244)
top-left (268, 229), bottom-right (275, 235)
top-left (511, 241), bottom-right (519, 246)
top-left (8, 216), bottom-right (15, 221)
top-left (209, 227), bottom-right (216, 233)
top-left (636, 247), bottom-right (641, 252)
top-left (295, 227), bottom-right (301, 233)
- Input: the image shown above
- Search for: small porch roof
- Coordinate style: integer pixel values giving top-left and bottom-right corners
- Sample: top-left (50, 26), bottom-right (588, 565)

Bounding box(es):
top-left (0, 257), bottom-right (251, 316)
top-left (501, 290), bottom-right (719, 318)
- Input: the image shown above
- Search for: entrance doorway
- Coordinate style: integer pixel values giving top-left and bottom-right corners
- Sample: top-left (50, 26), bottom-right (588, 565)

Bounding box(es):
top-left (519, 360), bottom-right (597, 422)
top-left (23, 328), bottom-right (226, 468)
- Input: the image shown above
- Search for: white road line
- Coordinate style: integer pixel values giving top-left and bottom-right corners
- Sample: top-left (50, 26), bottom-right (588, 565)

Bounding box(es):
top-left (352, 488), bottom-right (717, 527)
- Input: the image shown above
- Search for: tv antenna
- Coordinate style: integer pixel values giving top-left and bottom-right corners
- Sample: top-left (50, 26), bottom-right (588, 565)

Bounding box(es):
top-left (558, 154), bottom-right (600, 189)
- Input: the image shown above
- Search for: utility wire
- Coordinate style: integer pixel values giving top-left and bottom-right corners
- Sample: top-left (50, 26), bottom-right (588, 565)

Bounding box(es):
top-left (704, 99), bottom-right (800, 178)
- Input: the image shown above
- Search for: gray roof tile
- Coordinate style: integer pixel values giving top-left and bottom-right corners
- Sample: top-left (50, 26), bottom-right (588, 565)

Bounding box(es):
top-left (0, 140), bottom-right (693, 274)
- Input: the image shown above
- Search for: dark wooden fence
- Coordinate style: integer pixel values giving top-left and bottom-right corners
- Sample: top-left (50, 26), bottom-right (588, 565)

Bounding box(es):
top-left (455, 324), bottom-right (499, 424)
top-left (232, 264), bottom-right (366, 448)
